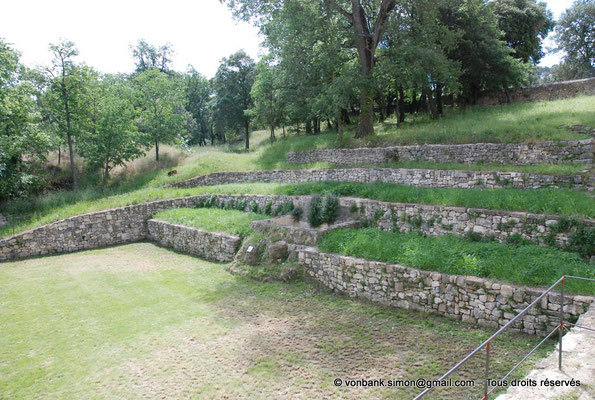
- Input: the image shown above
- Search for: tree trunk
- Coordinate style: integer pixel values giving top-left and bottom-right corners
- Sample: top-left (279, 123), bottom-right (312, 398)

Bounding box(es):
top-left (102, 164), bottom-right (109, 190)
top-left (428, 88), bottom-right (438, 119)
top-left (305, 120), bottom-right (312, 135)
top-left (269, 125), bottom-right (275, 144)
top-left (282, 125), bottom-right (286, 138)
top-left (356, 86), bottom-right (375, 138)
top-left (155, 141), bottom-right (159, 161)
top-left (341, 108), bottom-right (351, 125)
top-left (58, 146), bottom-right (61, 166)
top-left (65, 109), bottom-right (78, 191)
top-left (436, 84), bottom-right (443, 115)
top-left (398, 86), bottom-right (405, 124)
top-left (336, 111), bottom-right (343, 142)
top-left (244, 120), bottom-right (250, 150)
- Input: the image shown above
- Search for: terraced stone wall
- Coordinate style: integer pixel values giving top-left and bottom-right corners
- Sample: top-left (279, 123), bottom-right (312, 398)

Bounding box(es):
top-left (286, 139), bottom-right (594, 166)
top-left (340, 197), bottom-right (594, 247)
top-left (147, 219), bottom-right (240, 262)
top-left (297, 247), bottom-right (594, 335)
top-left (169, 168), bottom-right (591, 191)
top-left (1, 194), bottom-right (591, 262)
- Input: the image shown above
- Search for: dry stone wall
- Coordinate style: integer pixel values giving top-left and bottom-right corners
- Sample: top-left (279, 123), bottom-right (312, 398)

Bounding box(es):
top-left (477, 77), bottom-right (595, 105)
top-left (169, 168), bottom-right (592, 191)
top-left (0, 194), bottom-right (308, 262)
top-left (297, 247), bottom-right (594, 335)
top-left (1, 194), bottom-right (591, 262)
top-left (339, 197), bottom-right (594, 247)
top-left (147, 219), bottom-right (240, 262)
top-left (286, 139), bottom-right (594, 166)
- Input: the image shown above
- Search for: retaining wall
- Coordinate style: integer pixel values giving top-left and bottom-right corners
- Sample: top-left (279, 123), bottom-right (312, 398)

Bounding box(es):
top-left (339, 197), bottom-right (593, 247)
top-left (147, 219), bottom-right (240, 262)
top-left (286, 139), bottom-right (594, 166)
top-left (478, 77), bottom-right (595, 105)
top-left (169, 168), bottom-right (592, 191)
top-left (1, 194), bottom-right (591, 262)
top-left (297, 247), bottom-right (594, 335)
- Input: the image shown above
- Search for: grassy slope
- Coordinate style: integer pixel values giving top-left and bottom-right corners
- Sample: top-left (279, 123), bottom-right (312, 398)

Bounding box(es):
top-left (152, 208), bottom-right (267, 237)
top-left (2, 182), bottom-right (594, 239)
top-left (0, 243), bottom-right (552, 399)
top-left (319, 228), bottom-right (595, 294)
top-left (1, 96), bottom-right (593, 237)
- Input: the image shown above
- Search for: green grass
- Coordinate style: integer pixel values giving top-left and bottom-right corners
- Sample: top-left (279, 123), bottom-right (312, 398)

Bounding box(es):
top-left (2, 181), bottom-right (593, 238)
top-left (0, 243), bottom-right (553, 399)
top-left (1, 97), bottom-right (593, 237)
top-left (318, 228), bottom-right (595, 294)
top-left (152, 208), bottom-right (267, 237)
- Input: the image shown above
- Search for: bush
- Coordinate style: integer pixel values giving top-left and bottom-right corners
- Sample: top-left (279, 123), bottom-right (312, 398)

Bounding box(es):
top-left (308, 194), bottom-right (340, 227)
top-left (307, 196), bottom-right (324, 227)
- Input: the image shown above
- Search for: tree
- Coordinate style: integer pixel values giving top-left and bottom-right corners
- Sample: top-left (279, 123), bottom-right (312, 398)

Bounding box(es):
top-left (0, 39), bottom-right (51, 200)
top-left (250, 61), bottom-right (283, 143)
top-left (78, 76), bottom-right (145, 187)
top-left (44, 40), bottom-right (90, 191)
top-left (438, 0), bottom-right (527, 104)
top-left (553, 0), bottom-right (594, 79)
top-left (184, 67), bottom-right (212, 146)
top-left (130, 39), bottom-right (174, 73)
top-left (490, 0), bottom-right (554, 64)
top-left (221, 0), bottom-right (400, 137)
top-left (212, 50), bottom-right (256, 149)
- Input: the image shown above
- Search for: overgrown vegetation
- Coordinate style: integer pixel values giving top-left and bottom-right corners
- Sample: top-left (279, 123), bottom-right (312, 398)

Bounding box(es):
top-left (307, 194), bottom-right (340, 227)
top-left (319, 228), bottom-right (595, 294)
top-left (152, 208), bottom-right (267, 237)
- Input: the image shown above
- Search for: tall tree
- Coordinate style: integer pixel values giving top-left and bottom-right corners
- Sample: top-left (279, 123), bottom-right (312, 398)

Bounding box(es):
top-left (438, 0), bottom-right (526, 104)
top-left (553, 0), bottom-right (594, 79)
top-left (184, 67), bottom-right (212, 146)
top-left (221, 0), bottom-right (400, 137)
top-left (133, 68), bottom-right (187, 161)
top-left (44, 40), bottom-right (89, 191)
top-left (0, 39), bottom-right (50, 200)
top-left (490, 0), bottom-right (554, 64)
top-left (130, 39), bottom-right (174, 73)
top-left (213, 50), bottom-right (256, 149)
top-left (78, 75), bottom-right (145, 187)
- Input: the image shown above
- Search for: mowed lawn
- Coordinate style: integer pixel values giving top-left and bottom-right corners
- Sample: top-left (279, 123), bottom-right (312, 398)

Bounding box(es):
top-left (0, 243), bottom-right (552, 399)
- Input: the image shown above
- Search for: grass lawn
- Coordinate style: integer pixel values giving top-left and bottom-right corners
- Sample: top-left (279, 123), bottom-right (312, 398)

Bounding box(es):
top-left (152, 208), bottom-right (268, 237)
top-left (0, 243), bottom-right (554, 399)
top-left (319, 229), bottom-right (595, 294)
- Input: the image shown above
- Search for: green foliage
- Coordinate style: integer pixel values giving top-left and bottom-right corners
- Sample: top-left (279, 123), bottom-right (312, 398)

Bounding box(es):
top-left (553, 0), bottom-right (595, 80)
top-left (264, 200), bottom-right (273, 215)
top-left (152, 207), bottom-right (267, 237)
top-left (490, 0), bottom-right (554, 64)
top-left (319, 228), bottom-right (595, 293)
top-left (307, 194), bottom-right (340, 227)
top-left (307, 195), bottom-right (324, 227)
top-left (212, 50), bottom-right (256, 149)
top-left (77, 76), bottom-right (145, 187)
top-left (133, 68), bottom-right (188, 160)
top-left (0, 39), bottom-right (51, 200)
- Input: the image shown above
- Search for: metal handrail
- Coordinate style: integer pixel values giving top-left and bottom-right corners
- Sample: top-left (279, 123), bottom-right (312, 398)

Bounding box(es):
top-left (413, 275), bottom-right (595, 400)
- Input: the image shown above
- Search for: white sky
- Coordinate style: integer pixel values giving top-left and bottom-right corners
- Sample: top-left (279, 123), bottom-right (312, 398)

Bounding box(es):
top-left (0, 0), bottom-right (574, 76)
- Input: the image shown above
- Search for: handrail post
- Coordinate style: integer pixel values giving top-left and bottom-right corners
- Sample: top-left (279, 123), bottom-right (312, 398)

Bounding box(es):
top-left (484, 341), bottom-right (491, 400)
top-left (558, 276), bottom-right (565, 370)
